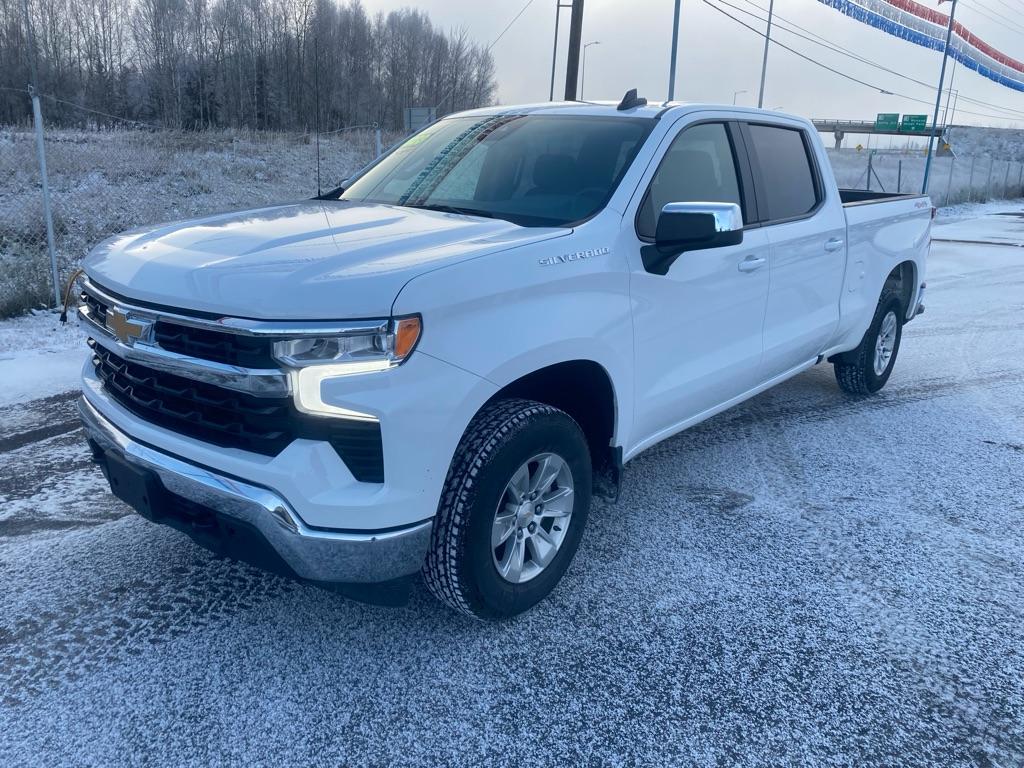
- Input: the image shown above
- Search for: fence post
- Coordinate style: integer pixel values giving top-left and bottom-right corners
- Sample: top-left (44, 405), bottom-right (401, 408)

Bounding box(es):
top-left (375, 128), bottom-right (382, 158)
top-left (968, 156), bottom-right (976, 202)
top-left (866, 153), bottom-right (873, 192)
top-left (1003, 161), bottom-right (1011, 199)
top-left (944, 156), bottom-right (955, 207)
top-left (985, 157), bottom-right (995, 201)
top-left (1018, 161), bottom-right (1023, 197)
top-left (29, 86), bottom-right (61, 307)
top-left (897, 160), bottom-right (902, 193)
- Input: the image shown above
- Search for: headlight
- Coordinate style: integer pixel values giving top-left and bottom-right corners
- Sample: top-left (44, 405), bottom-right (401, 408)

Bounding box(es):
top-left (272, 316), bottom-right (421, 373)
top-left (277, 316), bottom-right (422, 420)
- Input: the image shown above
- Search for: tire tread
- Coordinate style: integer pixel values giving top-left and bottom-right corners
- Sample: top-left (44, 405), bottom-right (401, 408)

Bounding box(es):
top-left (834, 288), bottom-right (903, 395)
top-left (422, 398), bottom-right (566, 618)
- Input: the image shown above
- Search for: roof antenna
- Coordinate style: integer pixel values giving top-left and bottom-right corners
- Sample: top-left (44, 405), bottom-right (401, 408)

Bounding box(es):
top-left (617, 88), bottom-right (647, 111)
top-left (314, 33), bottom-right (322, 197)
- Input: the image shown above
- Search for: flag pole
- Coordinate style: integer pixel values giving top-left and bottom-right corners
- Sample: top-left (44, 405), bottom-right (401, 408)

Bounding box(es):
top-left (923, 0), bottom-right (958, 194)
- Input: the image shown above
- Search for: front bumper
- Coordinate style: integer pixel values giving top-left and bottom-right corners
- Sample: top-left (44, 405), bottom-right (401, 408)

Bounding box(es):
top-left (78, 396), bottom-right (432, 584)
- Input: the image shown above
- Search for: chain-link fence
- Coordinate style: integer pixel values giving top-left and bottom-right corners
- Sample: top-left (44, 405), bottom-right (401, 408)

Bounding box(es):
top-left (827, 149), bottom-right (1024, 208)
top-left (6, 89), bottom-right (1024, 319)
top-left (1, 89), bottom-right (398, 318)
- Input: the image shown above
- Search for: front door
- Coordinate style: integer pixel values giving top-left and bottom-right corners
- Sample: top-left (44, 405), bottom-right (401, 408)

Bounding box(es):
top-left (628, 120), bottom-right (770, 447)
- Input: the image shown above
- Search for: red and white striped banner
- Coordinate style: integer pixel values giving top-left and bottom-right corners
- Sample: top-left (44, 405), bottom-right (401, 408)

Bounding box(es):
top-left (816, 0), bottom-right (1024, 91)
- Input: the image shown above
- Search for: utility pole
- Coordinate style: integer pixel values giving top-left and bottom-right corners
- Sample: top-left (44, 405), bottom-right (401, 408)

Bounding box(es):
top-left (757, 0), bottom-right (775, 108)
top-left (667, 0), bottom-right (682, 101)
top-left (923, 0), bottom-right (958, 194)
top-left (563, 0), bottom-right (585, 101)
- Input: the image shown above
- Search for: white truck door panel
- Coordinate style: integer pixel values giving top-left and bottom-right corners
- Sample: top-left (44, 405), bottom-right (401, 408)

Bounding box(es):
top-left (629, 230), bottom-right (770, 442)
top-left (742, 122), bottom-right (847, 376)
top-left (626, 120), bottom-right (769, 444)
top-left (762, 209), bottom-right (847, 374)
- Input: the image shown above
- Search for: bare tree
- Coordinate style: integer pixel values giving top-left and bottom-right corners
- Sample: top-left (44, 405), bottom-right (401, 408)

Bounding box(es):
top-left (1, 0), bottom-right (495, 130)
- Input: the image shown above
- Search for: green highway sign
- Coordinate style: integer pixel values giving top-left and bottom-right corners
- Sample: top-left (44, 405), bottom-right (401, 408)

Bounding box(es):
top-left (900, 114), bottom-right (928, 132)
top-left (875, 113), bottom-right (899, 131)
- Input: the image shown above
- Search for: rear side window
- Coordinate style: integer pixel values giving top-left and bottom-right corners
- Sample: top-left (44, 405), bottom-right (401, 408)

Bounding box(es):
top-left (746, 124), bottom-right (819, 222)
top-left (636, 122), bottom-right (744, 239)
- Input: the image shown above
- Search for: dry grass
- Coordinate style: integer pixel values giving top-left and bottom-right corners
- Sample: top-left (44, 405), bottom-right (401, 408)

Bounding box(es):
top-left (0, 128), bottom-right (392, 317)
top-left (3, 128), bottom-right (1022, 318)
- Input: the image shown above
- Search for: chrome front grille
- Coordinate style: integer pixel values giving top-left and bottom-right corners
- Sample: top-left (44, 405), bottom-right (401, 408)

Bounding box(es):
top-left (80, 279), bottom-right (385, 482)
top-left (153, 321), bottom-right (277, 369)
top-left (93, 345), bottom-right (292, 454)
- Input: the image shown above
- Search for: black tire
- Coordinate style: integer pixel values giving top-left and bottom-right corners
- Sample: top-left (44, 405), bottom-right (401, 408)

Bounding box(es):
top-left (833, 288), bottom-right (904, 395)
top-left (422, 398), bottom-right (592, 620)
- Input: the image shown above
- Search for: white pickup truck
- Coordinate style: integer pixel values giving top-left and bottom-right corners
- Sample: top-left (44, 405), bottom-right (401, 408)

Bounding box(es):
top-left (76, 94), bottom-right (929, 618)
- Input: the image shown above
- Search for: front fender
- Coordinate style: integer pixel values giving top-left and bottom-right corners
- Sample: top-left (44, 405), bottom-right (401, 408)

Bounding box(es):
top-left (393, 221), bottom-right (634, 447)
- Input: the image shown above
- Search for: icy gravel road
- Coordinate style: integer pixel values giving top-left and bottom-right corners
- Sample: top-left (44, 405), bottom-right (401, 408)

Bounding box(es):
top-left (2, 222), bottom-right (1023, 767)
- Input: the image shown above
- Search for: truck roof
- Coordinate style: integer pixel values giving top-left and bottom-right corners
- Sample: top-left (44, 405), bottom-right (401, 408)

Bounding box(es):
top-left (449, 101), bottom-right (798, 121)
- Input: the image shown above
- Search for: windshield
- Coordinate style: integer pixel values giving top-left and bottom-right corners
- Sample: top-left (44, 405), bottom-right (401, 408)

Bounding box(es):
top-left (339, 114), bottom-right (654, 227)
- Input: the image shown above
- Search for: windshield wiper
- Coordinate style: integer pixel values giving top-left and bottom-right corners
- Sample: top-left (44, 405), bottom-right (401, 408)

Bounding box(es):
top-left (405, 203), bottom-right (496, 219)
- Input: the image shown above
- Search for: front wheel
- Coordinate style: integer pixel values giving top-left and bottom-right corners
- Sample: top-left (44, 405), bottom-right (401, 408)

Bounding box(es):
top-left (834, 289), bottom-right (904, 395)
top-left (422, 398), bottom-right (592, 620)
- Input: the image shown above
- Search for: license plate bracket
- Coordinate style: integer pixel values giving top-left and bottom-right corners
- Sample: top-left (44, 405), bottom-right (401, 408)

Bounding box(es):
top-left (104, 452), bottom-right (165, 520)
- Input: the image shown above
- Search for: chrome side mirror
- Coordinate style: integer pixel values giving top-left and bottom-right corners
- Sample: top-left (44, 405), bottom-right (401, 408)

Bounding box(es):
top-left (642, 202), bottom-right (744, 275)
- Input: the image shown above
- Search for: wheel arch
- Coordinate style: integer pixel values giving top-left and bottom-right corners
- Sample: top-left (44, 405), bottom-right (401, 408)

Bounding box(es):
top-left (483, 359), bottom-right (622, 500)
top-left (885, 260), bottom-right (918, 320)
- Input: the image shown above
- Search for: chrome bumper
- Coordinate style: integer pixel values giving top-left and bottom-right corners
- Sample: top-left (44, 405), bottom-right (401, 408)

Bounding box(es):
top-left (77, 396), bottom-right (431, 584)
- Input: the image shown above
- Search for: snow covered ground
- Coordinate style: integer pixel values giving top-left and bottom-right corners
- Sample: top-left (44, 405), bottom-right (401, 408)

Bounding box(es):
top-left (1, 210), bottom-right (1023, 765)
top-left (0, 311), bottom-right (85, 406)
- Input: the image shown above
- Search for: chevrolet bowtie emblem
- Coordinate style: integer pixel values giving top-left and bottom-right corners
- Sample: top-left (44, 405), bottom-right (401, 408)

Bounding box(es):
top-left (105, 307), bottom-right (153, 346)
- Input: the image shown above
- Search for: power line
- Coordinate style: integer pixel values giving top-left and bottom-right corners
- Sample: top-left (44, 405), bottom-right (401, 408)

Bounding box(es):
top-left (727, 0), bottom-right (1024, 120)
top-left (978, 0), bottom-right (1024, 15)
top-left (487, 0), bottom-right (538, 53)
top-left (958, 1), bottom-right (1024, 39)
top-left (434, 0), bottom-right (536, 112)
top-left (703, 0), bottom-right (1024, 123)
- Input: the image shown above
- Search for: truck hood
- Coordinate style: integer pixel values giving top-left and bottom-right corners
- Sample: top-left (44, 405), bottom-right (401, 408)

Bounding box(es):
top-left (84, 201), bottom-right (565, 319)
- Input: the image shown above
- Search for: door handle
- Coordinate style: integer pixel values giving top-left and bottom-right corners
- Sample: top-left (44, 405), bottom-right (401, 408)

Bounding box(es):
top-left (737, 256), bottom-right (767, 273)
top-left (824, 237), bottom-right (845, 252)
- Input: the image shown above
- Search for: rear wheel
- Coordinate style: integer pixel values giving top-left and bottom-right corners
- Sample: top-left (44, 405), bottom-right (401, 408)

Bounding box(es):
top-left (422, 398), bottom-right (592, 619)
top-left (834, 289), bottom-right (904, 395)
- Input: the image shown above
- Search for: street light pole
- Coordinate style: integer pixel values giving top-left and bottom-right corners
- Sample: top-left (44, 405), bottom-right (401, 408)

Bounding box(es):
top-left (923, 0), bottom-right (958, 194)
top-left (733, 89), bottom-right (747, 105)
top-left (757, 0), bottom-right (775, 108)
top-left (580, 41), bottom-right (600, 100)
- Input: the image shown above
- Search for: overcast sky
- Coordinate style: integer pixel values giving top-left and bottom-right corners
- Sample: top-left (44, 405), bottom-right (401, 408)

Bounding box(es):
top-left (363, 0), bottom-right (1024, 140)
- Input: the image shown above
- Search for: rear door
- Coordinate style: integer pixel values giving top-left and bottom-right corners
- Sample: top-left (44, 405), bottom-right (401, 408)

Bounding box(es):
top-left (626, 119), bottom-right (771, 446)
top-left (742, 122), bottom-right (847, 377)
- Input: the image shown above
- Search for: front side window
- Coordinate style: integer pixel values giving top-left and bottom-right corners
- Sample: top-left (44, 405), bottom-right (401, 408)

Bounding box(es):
top-left (340, 114), bottom-right (654, 227)
top-left (746, 124), bottom-right (820, 221)
top-left (636, 122), bottom-right (744, 240)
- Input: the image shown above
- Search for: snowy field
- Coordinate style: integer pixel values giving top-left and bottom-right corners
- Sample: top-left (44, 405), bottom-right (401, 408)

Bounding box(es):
top-left (0, 128), bottom-right (394, 317)
top-left (3, 125), bottom-right (1023, 317)
top-left (1, 208), bottom-right (1023, 765)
